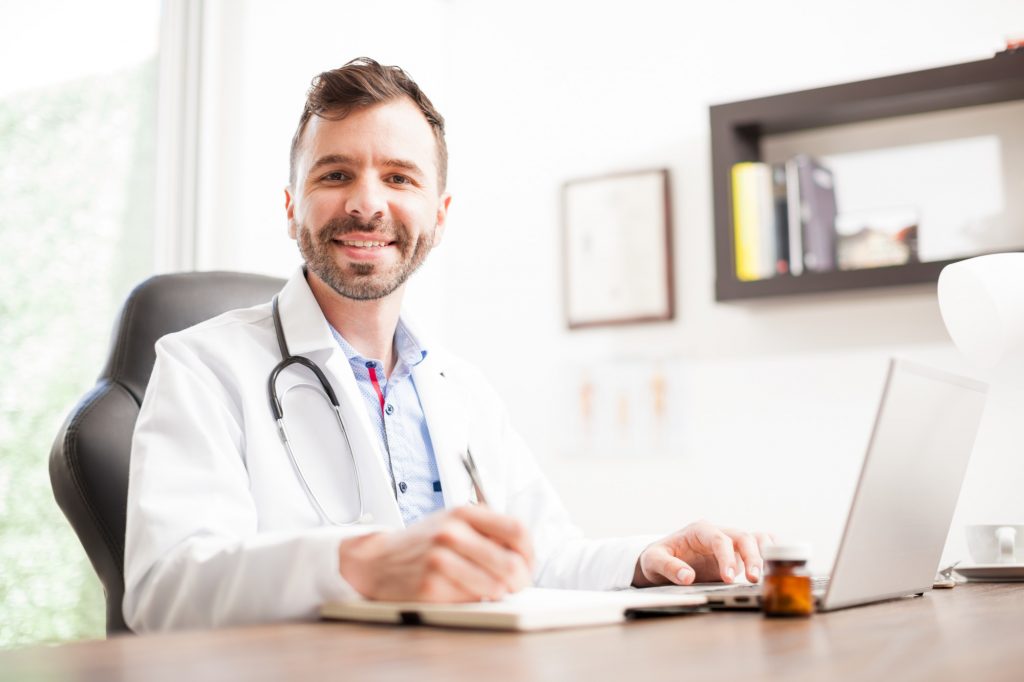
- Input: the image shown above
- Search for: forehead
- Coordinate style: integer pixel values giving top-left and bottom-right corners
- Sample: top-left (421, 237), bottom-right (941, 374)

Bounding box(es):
top-left (299, 98), bottom-right (438, 176)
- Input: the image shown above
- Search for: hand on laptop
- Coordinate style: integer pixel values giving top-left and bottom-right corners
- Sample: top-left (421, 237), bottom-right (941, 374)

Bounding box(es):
top-left (632, 520), bottom-right (773, 587)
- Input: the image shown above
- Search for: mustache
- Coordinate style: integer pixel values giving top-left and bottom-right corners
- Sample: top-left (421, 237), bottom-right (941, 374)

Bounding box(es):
top-left (319, 216), bottom-right (401, 242)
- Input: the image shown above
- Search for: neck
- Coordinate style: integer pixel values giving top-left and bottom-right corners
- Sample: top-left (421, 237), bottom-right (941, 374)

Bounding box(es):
top-left (306, 272), bottom-right (404, 377)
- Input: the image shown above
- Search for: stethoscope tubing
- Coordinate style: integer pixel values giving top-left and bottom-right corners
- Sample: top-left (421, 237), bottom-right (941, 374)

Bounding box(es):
top-left (267, 295), bottom-right (367, 526)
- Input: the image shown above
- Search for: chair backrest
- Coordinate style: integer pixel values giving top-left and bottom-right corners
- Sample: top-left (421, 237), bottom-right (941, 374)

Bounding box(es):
top-left (49, 271), bottom-right (285, 635)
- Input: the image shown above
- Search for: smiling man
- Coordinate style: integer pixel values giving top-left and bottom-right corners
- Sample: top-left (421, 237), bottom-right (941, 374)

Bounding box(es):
top-left (288, 101), bottom-right (445, 306)
top-left (122, 58), bottom-right (769, 632)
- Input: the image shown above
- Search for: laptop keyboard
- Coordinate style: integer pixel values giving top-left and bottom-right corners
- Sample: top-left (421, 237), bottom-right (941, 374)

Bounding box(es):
top-left (707, 576), bottom-right (830, 596)
top-left (638, 576), bottom-right (831, 601)
top-left (704, 573), bottom-right (831, 602)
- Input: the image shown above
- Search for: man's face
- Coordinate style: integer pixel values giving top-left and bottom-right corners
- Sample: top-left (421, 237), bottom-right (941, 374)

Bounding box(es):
top-left (285, 97), bottom-right (450, 301)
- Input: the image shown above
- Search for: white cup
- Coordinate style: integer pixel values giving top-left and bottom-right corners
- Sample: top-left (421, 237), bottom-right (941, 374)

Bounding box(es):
top-left (965, 524), bottom-right (1024, 565)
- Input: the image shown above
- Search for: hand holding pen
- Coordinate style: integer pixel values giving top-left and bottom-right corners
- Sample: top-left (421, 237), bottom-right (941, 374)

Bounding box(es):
top-left (337, 448), bottom-right (534, 602)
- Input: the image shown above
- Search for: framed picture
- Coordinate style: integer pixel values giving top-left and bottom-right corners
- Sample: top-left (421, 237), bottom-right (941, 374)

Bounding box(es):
top-left (562, 168), bottom-right (675, 329)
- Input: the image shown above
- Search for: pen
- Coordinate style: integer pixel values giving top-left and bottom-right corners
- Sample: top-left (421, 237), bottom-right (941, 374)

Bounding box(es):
top-left (460, 448), bottom-right (488, 505)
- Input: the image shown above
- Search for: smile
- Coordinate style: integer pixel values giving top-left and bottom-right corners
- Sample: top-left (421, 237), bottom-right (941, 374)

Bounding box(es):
top-left (337, 240), bottom-right (392, 248)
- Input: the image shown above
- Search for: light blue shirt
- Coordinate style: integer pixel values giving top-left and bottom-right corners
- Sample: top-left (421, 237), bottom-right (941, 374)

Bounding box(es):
top-left (329, 320), bottom-right (444, 526)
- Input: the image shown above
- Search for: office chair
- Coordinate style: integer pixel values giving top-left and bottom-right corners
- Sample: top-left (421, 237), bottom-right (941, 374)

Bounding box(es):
top-left (49, 271), bottom-right (285, 635)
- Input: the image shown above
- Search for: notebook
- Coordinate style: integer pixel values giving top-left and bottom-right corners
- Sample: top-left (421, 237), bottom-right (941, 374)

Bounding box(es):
top-left (640, 357), bottom-right (988, 611)
top-left (321, 587), bottom-right (707, 631)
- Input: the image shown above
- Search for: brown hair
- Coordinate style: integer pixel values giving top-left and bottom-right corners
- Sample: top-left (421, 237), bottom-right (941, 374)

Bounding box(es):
top-left (288, 57), bottom-right (447, 192)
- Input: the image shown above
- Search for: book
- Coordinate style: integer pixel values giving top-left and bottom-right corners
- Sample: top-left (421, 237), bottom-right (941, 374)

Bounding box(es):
top-left (784, 159), bottom-right (804, 276)
top-left (752, 163), bottom-right (777, 278)
top-left (731, 163), bottom-right (762, 281)
top-left (731, 162), bottom-right (777, 281)
top-left (790, 155), bottom-right (839, 273)
top-left (320, 587), bottom-right (707, 632)
top-left (770, 163), bottom-right (790, 275)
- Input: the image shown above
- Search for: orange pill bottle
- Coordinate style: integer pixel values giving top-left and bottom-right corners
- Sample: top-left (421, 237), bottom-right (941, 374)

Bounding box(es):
top-left (761, 544), bottom-right (814, 618)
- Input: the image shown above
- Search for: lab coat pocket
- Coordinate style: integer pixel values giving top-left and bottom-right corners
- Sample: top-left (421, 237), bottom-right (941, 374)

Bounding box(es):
top-left (279, 381), bottom-right (362, 525)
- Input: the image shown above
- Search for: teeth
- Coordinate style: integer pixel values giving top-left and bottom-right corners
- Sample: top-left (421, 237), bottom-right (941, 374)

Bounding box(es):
top-left (341, 240), bottom-right (388, 248)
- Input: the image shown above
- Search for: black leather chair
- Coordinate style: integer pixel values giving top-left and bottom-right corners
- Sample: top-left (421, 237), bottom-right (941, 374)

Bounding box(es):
top-left (49, 271), bottom-right (285, 635)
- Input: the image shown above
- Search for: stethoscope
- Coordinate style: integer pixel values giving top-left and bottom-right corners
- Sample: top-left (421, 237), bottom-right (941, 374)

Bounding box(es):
top-left (267, 295), bottom-right (369, 525)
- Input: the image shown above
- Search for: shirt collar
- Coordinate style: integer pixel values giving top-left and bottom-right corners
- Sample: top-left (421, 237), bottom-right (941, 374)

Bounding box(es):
top-left (394, 318), bottom-right (428, 367)
top-left (329, 317), bottom-right (428, 370)
top-left (273, 267), bottom-right (339, 357)
top-left (276, 266), bottom-right (430, 368)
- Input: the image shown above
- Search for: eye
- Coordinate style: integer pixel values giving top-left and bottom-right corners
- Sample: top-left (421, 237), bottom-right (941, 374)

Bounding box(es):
top-left (388, 174), bottom-right (410, 185)
top-left (321, 171), bottom-right (348, 182)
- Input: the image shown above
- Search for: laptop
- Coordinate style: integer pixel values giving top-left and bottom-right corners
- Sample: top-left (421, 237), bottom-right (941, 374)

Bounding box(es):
top-left (644, 357), bottom-right (988, 612)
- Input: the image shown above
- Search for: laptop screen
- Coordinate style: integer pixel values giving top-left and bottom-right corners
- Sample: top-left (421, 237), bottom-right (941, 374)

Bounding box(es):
top-left (823, 359), bottom-right (987, 611)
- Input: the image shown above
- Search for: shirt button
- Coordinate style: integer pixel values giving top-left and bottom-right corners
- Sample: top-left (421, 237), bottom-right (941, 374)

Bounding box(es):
top-left (385, 403), bottom-right (395, 415)
top-left (398, 481), bottom-right (408, 493)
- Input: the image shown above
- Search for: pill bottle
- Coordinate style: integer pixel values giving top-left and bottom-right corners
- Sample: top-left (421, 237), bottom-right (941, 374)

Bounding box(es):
top-left (761, 544), bottom-right (813, 618)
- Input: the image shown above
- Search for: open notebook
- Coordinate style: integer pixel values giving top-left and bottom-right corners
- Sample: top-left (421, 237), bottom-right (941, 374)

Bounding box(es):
top-left (321, 587), bottom-right (707, 631)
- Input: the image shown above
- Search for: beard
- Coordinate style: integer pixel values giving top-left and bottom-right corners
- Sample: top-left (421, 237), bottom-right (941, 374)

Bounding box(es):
top-left (297, 215), bottom-right (434, 301)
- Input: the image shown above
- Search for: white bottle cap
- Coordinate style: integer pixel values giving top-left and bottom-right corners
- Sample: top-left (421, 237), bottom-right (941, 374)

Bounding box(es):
top-left (764, 543), bottom-right (811, 562)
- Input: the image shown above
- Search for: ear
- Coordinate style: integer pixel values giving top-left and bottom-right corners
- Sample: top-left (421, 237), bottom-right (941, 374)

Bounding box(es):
top-left (285, 186), bottom-right (297, 239)
top-left (432, 192), bottom-right (452, 245)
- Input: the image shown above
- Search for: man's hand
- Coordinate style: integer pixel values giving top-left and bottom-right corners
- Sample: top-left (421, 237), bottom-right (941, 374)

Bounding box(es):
top-left (338, 506), bottom-right (534, 602)
top-left (632, 520), bottom-right (773, 588)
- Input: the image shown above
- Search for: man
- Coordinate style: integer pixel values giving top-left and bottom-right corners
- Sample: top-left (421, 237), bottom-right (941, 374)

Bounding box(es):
top-left (123, 58), bottom-right (768, 632)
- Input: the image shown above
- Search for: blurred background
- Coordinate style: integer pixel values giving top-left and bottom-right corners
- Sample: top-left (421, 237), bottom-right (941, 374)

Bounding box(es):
top-left (1, 0), bottom-right (1022, 647)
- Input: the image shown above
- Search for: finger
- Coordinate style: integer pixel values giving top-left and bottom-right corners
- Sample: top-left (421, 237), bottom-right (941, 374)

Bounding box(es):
top-left (735, 552), bottom-right (746, 580)
top-left (724, 530), bottom-right (764, 583)
top-left (418, 568), bottom-right (477, 603)
top-left (435, 519), bottom-right (531, 592)
top-left (455, 506), bottom-right (534, 568)
top-left (424, 546), bottom-right (509, 601)
top-left (455, 505), bottom-right (535, 568)
top-left (643, 545), bottom-right (696, 585)
top-left (697, 526), bottom-right (740, 583)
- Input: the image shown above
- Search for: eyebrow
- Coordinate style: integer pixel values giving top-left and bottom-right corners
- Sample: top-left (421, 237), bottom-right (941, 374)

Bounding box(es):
top-left (381, 158), bottom-right (424, 176)
top-left (308, 154), bottom-right (353, 176)
top-left (307, 154), bottom-right (425, 177)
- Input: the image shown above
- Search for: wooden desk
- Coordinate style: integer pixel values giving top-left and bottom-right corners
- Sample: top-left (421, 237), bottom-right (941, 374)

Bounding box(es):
top-left (3, 584), bottom-right (1022, 682)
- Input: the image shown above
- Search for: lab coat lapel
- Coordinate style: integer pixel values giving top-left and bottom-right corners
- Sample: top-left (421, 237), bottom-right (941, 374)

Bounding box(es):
top-left (276, 269), bottom-right (404, 528)
top-left (412, 353), bottom-right (473, 509)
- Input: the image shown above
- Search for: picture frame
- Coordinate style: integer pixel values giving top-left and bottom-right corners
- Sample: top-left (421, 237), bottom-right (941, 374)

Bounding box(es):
top-left (562, 168), bottom-right (675, 329)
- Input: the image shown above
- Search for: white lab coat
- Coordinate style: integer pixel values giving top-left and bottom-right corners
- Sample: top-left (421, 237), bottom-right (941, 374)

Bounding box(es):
top-left (123, 269), bottom-right (653, 632)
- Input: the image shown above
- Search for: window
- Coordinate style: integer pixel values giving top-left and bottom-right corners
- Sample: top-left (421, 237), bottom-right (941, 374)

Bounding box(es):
top-left (0, 0), bottom-right (160, 647)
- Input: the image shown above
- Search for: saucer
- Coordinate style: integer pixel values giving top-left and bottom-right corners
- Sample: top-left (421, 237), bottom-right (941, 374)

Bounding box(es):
top-left (953, 564), bottom-right (1024, 582)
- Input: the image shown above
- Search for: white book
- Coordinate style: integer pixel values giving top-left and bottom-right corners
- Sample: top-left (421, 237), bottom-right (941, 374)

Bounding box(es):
top-left (321, 587), bottom-right (707, 632)
top-left (750, 163), bottom-right (777, 279)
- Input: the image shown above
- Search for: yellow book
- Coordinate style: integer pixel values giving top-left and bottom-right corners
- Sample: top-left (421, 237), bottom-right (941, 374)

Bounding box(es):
top-left (732, 162), bottom-right (762, 281)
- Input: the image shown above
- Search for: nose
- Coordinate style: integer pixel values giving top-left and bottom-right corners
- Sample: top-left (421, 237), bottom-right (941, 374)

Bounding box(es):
top-left (344, 176), bottom-right (386, 221)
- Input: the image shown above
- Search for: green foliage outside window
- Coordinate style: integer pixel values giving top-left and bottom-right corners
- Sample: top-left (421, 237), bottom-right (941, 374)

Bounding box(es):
top-left (0, 58), bottom-right (156, 648)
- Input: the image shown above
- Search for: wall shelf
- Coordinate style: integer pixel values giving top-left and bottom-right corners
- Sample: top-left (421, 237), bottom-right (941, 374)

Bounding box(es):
top-left (709, 49), bottom-right (1024, 302)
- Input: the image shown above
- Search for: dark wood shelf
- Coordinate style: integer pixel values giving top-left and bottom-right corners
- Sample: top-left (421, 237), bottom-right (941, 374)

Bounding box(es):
top-left (709, 49), bottom-right (1024, 302)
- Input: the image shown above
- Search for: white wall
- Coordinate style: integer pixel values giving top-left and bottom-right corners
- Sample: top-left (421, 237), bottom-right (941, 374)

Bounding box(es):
top-left (193, 0), bottom-right (1024, 572)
